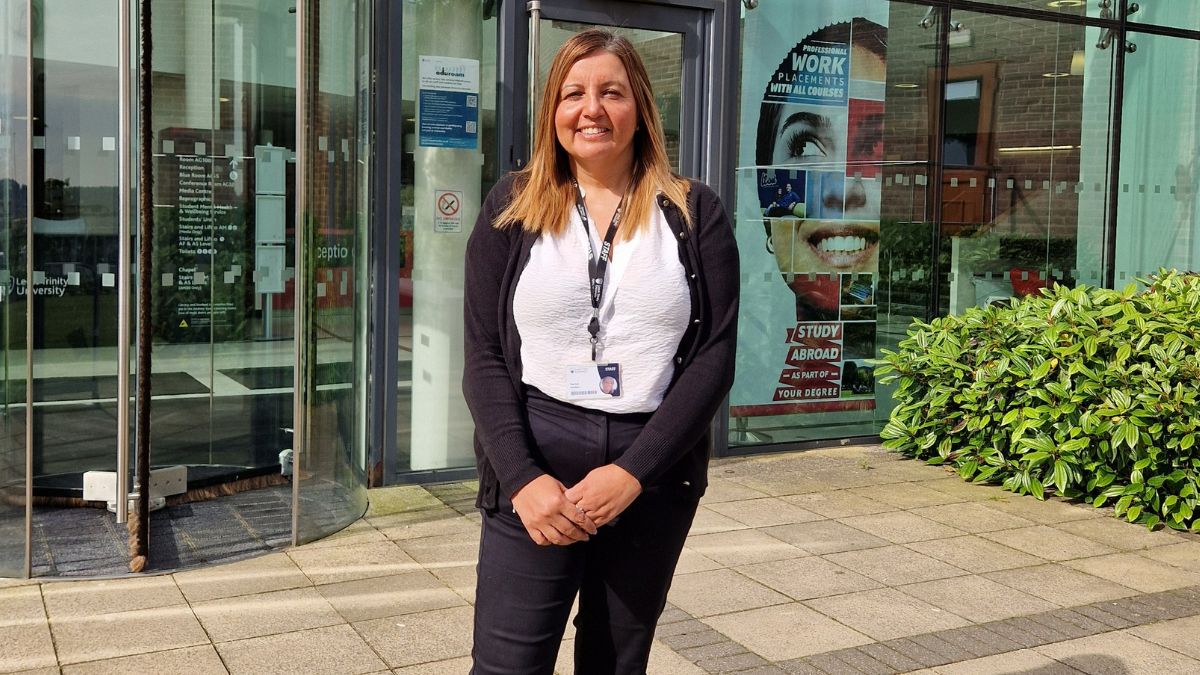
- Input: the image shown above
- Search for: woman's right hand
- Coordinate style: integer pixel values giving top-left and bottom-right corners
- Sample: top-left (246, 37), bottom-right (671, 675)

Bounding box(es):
top-left (511, 474), bottom-right (599, 546)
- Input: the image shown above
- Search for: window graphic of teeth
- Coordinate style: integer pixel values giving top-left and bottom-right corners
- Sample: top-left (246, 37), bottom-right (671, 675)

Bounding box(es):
top-left (815, 236), bottom-right (868, 253)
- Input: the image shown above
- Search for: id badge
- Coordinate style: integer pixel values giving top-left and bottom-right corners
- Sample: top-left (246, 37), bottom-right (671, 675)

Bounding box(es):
top-left (565, 363), bottom-right (622, 400)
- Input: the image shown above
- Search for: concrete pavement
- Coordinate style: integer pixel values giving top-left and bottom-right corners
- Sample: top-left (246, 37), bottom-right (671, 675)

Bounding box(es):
top-left (3, 444), bottom-right (1200, 674)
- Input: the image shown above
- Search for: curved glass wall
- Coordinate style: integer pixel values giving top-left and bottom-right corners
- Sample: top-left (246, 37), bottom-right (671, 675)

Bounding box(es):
top-left (0, 0), bottom-right (30, 577)
top-left (295, 0), bottom-right (370, 544)
top-left (0, 0), bottom-right (369, 578)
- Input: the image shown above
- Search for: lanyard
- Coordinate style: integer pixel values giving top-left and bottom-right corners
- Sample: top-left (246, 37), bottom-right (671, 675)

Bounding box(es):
top-left (572, 180), bottom-right (623, 361)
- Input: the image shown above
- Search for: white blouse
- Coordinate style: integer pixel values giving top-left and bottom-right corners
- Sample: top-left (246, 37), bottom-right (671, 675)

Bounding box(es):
top-left (514, 200), bottom-right (691, 413)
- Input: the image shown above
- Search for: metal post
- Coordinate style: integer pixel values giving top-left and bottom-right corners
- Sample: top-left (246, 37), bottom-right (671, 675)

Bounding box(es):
top-left (928, 7), bottom-right (951, 321)
top-left (291, 0), bottom-right (307, 547)
top-left (115, 0), bottom-right (132, 526)
top-left (526, 0), bottom-right (541, 165)
top-left (23, 0), bottom-right (33, 580)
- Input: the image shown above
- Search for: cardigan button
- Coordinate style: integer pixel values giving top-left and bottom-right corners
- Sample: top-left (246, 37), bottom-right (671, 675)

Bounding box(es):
top-left (675, 356), bottom-right (683, 364)
top-left (693, 319), bottom-right (701, 325)
top-left (677, 231), bottom-right (686, 240)
top-left (689, 273), bottom-right (697, 280)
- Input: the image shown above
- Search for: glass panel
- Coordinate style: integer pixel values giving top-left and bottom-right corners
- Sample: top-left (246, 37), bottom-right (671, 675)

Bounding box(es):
top-left (145, 0), bottom-right (299, 565)
top-left (1114, 31), bottom-right (1200, 282)
top-left (0, 0), bottom-right (30, 577)
top-left (295, 0), bottom-right (369, 543)
top-left (29, 0), bottom-right (124, 576)
top-left (938, 11), bottom-right (1114, 312)
top-left (730, 1), bottom-right (936, 447)
top-left (538, 21), bottom-right (684, 172)
top-left (1128, 1), bottom-right (1200, 32)
top-left (394, 0), bottom-right (498, 477)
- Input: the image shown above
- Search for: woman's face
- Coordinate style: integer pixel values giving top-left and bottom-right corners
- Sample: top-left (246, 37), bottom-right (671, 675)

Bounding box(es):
top-left (554, 51), bottom-right (638, 172)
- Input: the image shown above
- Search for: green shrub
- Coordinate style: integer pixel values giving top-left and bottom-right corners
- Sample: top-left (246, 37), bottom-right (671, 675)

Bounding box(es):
top-left (876, 269), bottom-right (1200, 531)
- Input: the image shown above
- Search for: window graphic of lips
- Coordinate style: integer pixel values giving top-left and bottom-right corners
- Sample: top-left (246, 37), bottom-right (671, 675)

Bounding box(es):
top-left (806, 224), bottom-right (879, 270)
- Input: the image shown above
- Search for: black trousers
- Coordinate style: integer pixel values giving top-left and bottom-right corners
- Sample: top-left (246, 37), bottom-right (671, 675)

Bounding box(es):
top-left (471, 390), bottom-right (699, 675)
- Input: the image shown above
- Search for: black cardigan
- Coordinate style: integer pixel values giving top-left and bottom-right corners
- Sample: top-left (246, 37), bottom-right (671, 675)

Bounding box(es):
top-left (462, 173), bottom-right (740, 511)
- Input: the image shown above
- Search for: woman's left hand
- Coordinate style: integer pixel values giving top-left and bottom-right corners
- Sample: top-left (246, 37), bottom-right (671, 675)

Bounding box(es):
top-left (563, 465), bottom-right (642, 527)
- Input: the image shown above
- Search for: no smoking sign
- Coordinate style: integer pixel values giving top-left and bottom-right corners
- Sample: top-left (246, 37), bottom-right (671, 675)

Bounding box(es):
top-left (434, 189), bottom-right (463, 233)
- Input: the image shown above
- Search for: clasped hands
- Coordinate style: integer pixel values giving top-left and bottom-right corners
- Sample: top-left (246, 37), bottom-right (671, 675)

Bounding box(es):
top-left (510, 465), bottom-right (641, 546)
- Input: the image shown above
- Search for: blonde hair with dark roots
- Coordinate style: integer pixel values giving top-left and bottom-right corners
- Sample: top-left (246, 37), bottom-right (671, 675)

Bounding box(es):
top-left (494, 28), bottom-right (692, 239)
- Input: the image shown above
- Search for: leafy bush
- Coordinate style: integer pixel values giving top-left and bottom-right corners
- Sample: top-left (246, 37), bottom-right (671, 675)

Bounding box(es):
top-left (877, 270), bottom-right (1200, 531)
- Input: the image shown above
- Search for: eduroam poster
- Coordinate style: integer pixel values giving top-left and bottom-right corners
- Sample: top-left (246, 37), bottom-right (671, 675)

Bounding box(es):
top-left (730, 0), bottom-right (888, 417)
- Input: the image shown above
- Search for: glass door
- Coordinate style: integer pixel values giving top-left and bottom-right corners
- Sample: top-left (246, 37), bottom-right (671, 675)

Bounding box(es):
top-left (520, 0), bottom-right (706, 179)
top-left (0, 0), bottom-right (30, 578)
top-left (293, 0), bottom-right (371, 544)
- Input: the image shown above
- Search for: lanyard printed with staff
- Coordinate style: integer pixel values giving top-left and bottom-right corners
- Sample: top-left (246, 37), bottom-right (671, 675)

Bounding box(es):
top-left (565, 179), bottom-right (624, 401)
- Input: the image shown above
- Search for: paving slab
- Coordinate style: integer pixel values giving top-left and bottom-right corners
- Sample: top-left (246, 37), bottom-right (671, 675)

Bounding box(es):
top-left (286, 540), bottom-right (421, 585)
top-left (396, 534), bottom-right (479, 571)
top-left (353, 605), bottom-right (475, 668)
top-left (805, 588), bottom-right (971, 641)
top-left (0, 619), bottom-right (57, 673)
top-left (172, 551), bottom-right (310, 603)
top-left (703, 603), bottom-right (873, 662)
top-left (909, 502), bottom-right (1036, 534)
top-left (686, 528), bottom-right (806, 567)
top-left (1139, 541), bottom-right (1200, 572)
top-left (703, 497), bottom-right (824, 528)
top-left (675, 547), bottom-right (724, 574)
top-left (667, 568), bottom-right (789, 618)
top-left (297, 518), bottom-right (388, 549)
top-left (823, 544), bottom-right (969, 586)
top-left (41, 575), bottom-right (185, 619)
top-left (364, 485), bottom-right (444, 517)
top-left (1054, 516), bottom-right (1184, 551)
top-left (428, 563), bottom-right (478, 605)
top-left (905, 535), bottom-right (1044, 574)
top-left (737, 556), bottom-right (881, 600)
top-left (370, 508), bottom-right (479, 542)
top-left (50, 603), bottom-right (210, 665)
top-left (60, 644), bottom-right (226, 675)
top-left (1034, 630), bottom-right (1200, 674)
top-left (1129, 614), bottom-right (1200, 660)
top-left (1063, 552), bottom-right (1200, 593)
top-left (898, 575), bottom-right (1058, 623)
top-left (761, 520), bottom-right (890, 555)
top-left (780, 490), bottom-right (895, 518)
top-left (688, 506), bottom-right (750, 535)
top-left (316, 569), bottom-right (466, 622)
top-left (917, 478), bottom-right (1011, 502)
top-left (191, 585), bottom-right (344, 642)
top-left (980, 525), bottom-right (1118, 561)
top-left (215, 623), bottom-right (386, 674)
top-left (984, 563), bottom-right (1137, 606)
top-left (846, 483), bottom-right (965, 509)
top-left (838, 511), bottom-right (966, 544)
top-left (698, 477), bottom-right (770, 504)
top-left (977, 497), bottom-right (1101, 525)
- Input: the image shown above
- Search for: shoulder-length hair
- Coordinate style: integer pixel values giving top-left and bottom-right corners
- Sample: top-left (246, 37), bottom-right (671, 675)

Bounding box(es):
top-left (494, 28), bottom-right (691, 239)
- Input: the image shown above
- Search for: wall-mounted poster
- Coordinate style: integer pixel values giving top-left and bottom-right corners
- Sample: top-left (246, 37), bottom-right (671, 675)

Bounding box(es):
top-left (731, 0), bottom-right (888, 417)
top-left (418, 55), bottom-right (480, 149)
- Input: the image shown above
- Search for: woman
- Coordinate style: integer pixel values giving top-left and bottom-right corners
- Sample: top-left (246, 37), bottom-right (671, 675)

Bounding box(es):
top-left (462, 28), bottom-right (739, 675)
